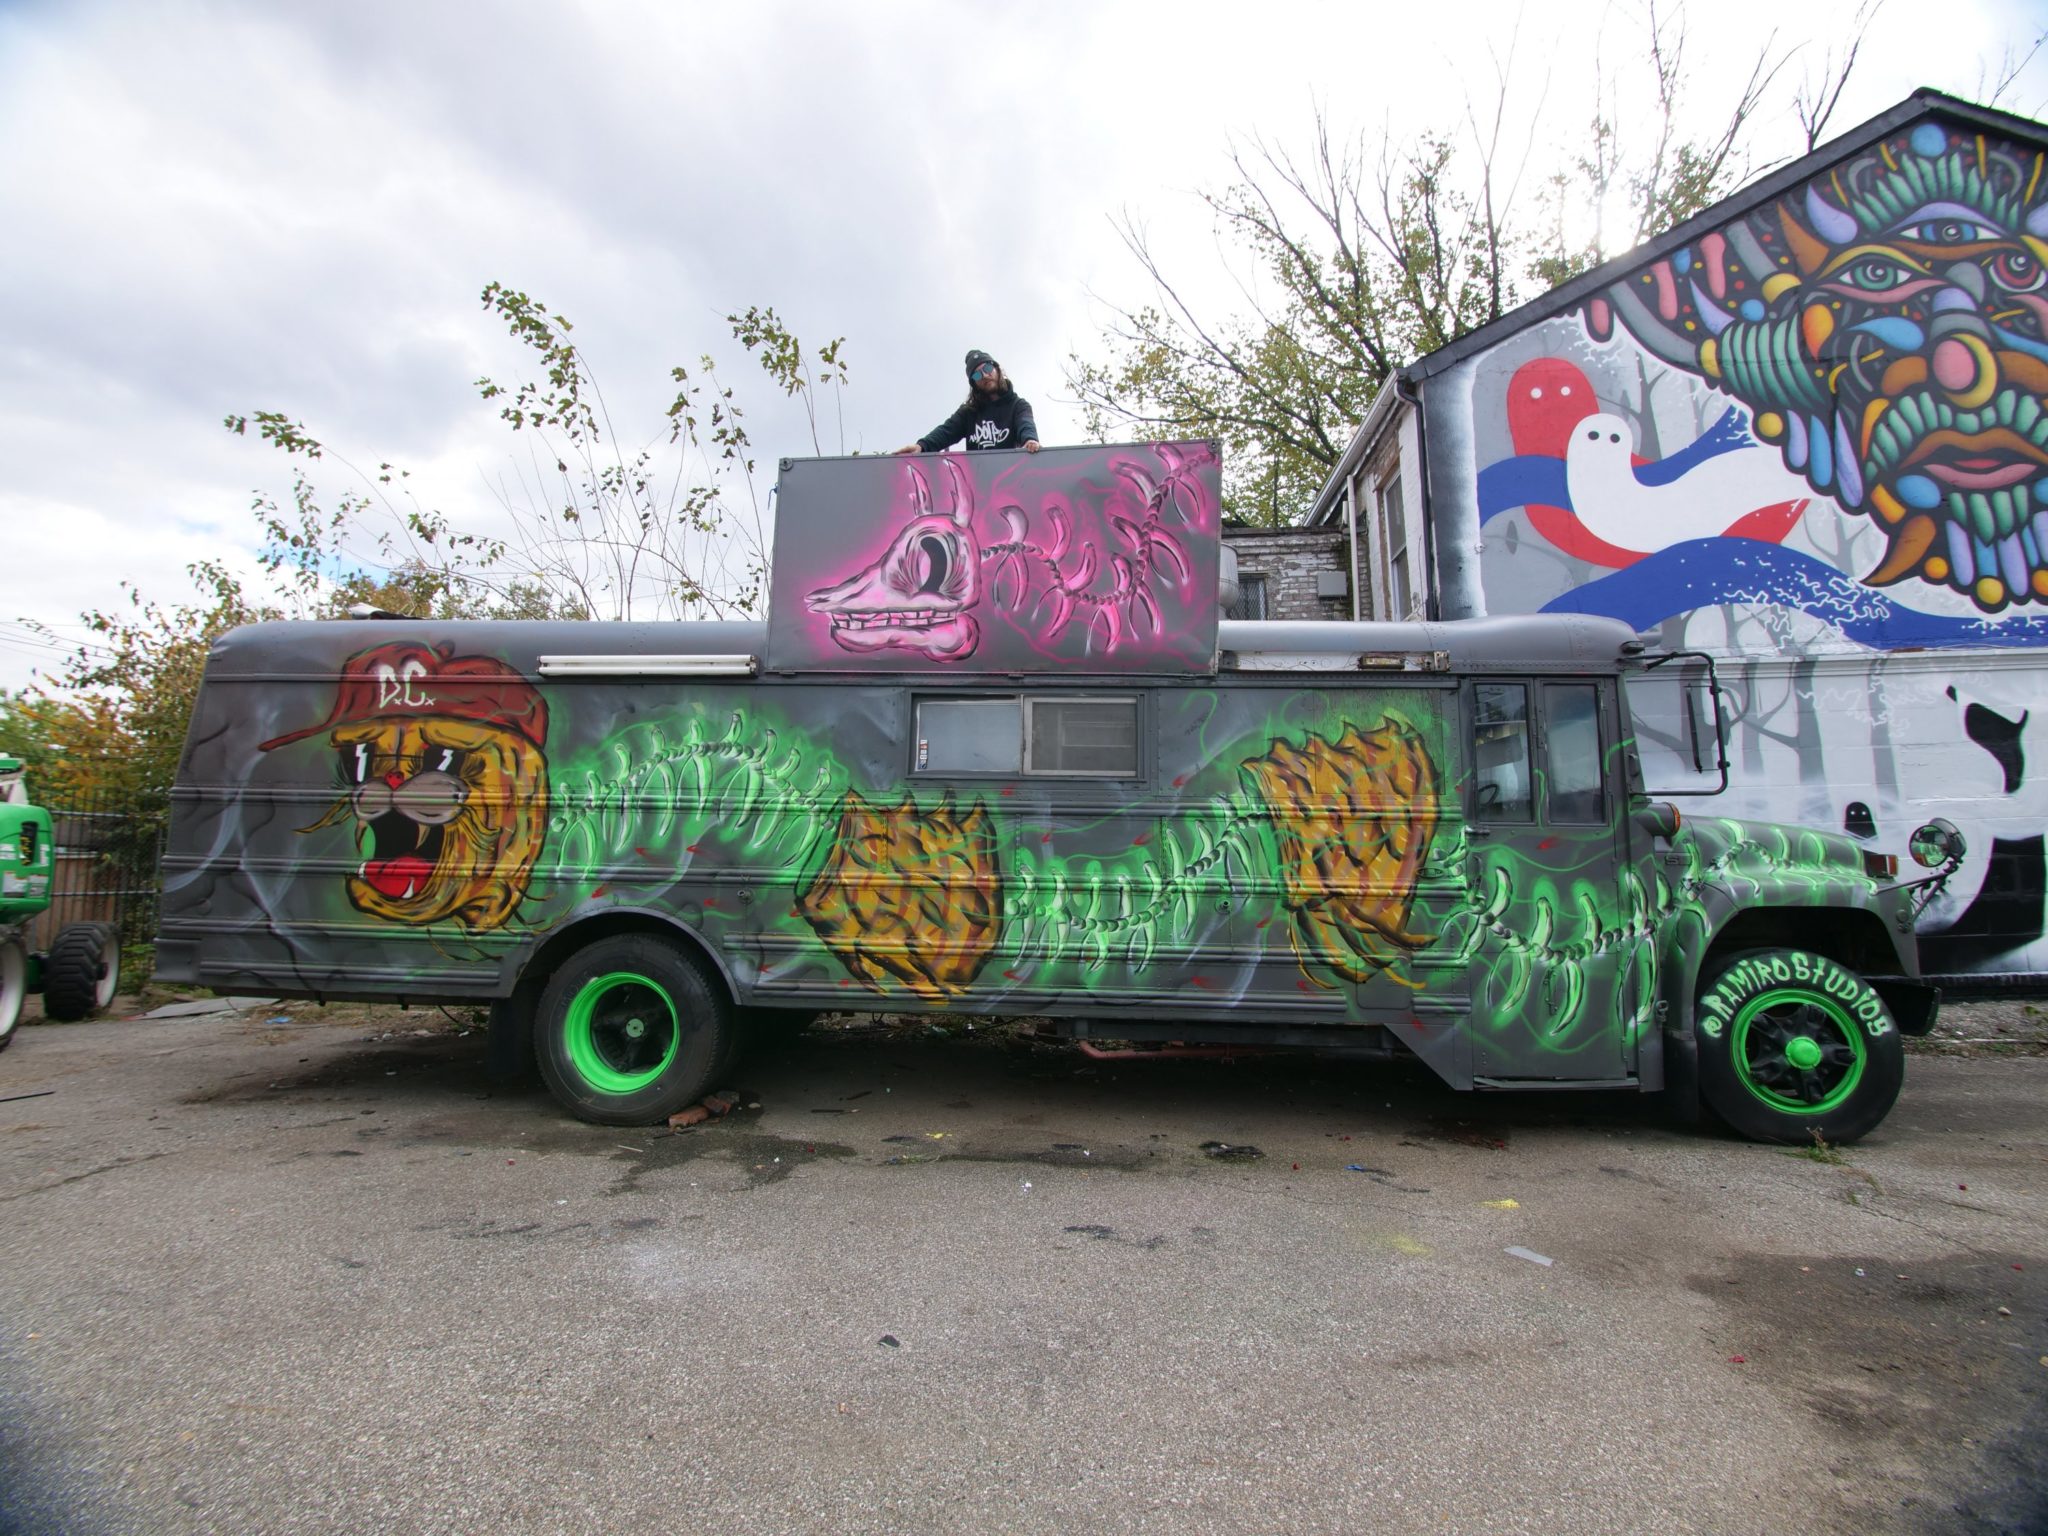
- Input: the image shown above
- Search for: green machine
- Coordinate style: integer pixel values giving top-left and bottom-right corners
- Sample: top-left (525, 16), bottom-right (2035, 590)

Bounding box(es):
top-left (0, 755), bottom-right (122, 1049)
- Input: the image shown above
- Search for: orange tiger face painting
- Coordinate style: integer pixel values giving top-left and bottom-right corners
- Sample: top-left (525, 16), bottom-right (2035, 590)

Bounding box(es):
top-left (262, 642), bottom-right (550, 931)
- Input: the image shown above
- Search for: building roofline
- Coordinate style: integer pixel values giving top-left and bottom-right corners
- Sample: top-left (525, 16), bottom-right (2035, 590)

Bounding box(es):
top-left (1405, 87), bottom-right (2048, 383)
top-left (1221, 521), bottom-right (1347, 536)
top-left (1305, 365), bottom-right (1410, 526)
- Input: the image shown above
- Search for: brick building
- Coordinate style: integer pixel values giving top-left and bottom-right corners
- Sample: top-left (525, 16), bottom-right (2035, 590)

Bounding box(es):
top-left (1218, 523), bottom-right (1357, 621)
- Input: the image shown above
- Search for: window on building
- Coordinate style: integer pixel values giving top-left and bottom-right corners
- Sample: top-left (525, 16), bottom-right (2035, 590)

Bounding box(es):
top-left (915, 696), bottom-right (1141, 777)
top-left (1227, 574), bottom-right (1269, 621)
top-left (1379, 474), bottom-right (1409, 615)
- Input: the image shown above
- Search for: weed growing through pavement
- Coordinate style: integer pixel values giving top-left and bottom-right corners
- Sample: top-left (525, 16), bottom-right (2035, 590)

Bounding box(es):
top-left (1791, 1128), bottom-right (1847, 1165)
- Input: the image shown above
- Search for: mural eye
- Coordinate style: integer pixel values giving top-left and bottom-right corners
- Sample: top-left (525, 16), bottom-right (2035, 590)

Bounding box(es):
top-left (915, 534), bottom-right (952, 594)
top-left (1991, 249), bottom-right (2046, 292)
top-left (1585, 428), bottom-right (1599, 441)
top-left (1847, 256), bottom-right (1909, 290)
top-left (1529, 386), bottom-right (1543, 399)
top-left (1607, 431), bottom-right (1622, 444)
top-left (341, 743), bottom-right (371, 784)
top-left (1900, 218), bottom-right (1988, 243)
top-left (1559, 385), bottom-right (1572, 396)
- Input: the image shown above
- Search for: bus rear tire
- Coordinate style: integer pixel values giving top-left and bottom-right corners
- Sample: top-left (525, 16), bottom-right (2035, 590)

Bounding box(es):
top-left (1695, 948), bottom-right (1904, 1145)
top-left (535, 935), bottom-right (730, 1126)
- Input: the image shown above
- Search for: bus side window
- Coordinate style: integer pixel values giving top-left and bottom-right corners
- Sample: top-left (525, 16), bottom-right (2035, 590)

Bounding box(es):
top-left (1544, 683), bottom-right (1606, 823)
top-left (1472, 683), bottom-right (1532, 820)
top-left (916, 698), bottom-right (1023, 773)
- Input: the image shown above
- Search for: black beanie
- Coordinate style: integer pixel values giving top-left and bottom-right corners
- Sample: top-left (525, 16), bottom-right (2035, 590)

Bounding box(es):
top-left (965, 349), bottom-right (997, 377)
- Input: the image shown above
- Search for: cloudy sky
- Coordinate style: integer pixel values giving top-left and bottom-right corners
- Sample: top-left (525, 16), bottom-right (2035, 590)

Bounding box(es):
top-left (3, 0), bottom-right (2044, 691)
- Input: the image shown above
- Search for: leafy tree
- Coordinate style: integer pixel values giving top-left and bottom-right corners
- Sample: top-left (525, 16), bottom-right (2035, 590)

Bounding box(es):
top-left (1069, 0), bottom-right (1861, 525)
top-left (1527, 2), bottom-right (1787, 290)
top-left (25, 561), bottom-right (274, 828)
top-left (0, 688), bottom-right (62, 768)
top-left (1070, 122), bottom-right (1514, 523)
top-left (16, 284), bottom-right (851, 896)
top-left (229, 285), bottom-right (850, 621)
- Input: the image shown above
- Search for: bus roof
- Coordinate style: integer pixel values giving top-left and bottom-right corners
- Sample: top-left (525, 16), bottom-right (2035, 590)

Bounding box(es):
top-left (205, 612), bottom-right (1643, 680)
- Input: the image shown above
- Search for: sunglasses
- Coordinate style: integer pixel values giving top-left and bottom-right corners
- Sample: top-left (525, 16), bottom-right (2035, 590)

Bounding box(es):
top-left (972, 364), bottom-right (998, 380)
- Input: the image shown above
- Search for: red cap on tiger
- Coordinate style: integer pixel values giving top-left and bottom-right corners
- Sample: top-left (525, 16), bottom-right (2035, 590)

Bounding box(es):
top-left (259, 641), bottom-right (548, 752)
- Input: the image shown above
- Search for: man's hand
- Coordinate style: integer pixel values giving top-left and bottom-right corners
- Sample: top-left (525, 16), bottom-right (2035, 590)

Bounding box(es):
top-left (893, 444), bottom-right (922, 455)
top-left (1023, 440), bottom-right (1041, 453)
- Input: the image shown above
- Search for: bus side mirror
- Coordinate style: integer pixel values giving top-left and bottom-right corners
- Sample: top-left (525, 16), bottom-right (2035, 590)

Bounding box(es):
top-left (1909, 819), bottom-right (1966, 869)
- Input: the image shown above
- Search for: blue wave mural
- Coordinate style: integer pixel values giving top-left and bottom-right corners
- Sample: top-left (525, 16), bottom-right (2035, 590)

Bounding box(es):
top-left (1541, 540), bottom-right (2048, 649)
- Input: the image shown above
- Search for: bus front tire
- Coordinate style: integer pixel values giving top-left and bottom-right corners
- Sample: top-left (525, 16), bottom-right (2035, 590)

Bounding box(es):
top-left (1695, 948), bottom-right (1904, 1145)
top-left (535, 936), bottom-right (730, 1126)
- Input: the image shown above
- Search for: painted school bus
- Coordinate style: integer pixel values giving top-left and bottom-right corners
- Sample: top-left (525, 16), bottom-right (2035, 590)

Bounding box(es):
top-left (157, 441), bottom-right (1954, 1141)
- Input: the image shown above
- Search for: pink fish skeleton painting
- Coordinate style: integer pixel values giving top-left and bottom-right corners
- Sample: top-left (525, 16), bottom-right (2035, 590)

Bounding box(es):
top-left (794, 441), bottom-right (1220, 672)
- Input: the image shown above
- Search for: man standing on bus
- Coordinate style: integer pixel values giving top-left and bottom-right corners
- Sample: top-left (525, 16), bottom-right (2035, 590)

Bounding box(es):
top-left (895, 349), bottom-right (1041, 454)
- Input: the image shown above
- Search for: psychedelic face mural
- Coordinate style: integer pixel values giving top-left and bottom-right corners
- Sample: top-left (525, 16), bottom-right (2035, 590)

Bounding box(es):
top-left (1588, 118), bottom-right (2048, 613)
top-left (768, 440), bottom-right (1222, 675)
top-left (262, 641), bottom-right (551, 930)
top-left (1454, 111), bottom-right (2048, 980)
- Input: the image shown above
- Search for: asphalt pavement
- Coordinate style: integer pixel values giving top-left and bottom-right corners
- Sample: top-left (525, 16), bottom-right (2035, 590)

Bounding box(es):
top-left (0, 1006), bottom-right (2043, 1535)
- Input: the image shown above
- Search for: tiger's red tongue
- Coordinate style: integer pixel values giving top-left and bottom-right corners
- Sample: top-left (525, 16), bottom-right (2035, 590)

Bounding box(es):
top-left (363, 855), bottom-right (434, 900)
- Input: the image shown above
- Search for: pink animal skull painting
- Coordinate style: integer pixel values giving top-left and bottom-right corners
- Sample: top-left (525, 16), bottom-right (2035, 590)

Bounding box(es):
top-left (782, 441), bottom-right (1222, 675)
top-left (804, 457), bottom-right (984, 660)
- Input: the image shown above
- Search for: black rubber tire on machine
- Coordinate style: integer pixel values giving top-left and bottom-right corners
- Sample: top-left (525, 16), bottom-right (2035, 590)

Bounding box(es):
top-left (1694, 948), bottom-right (1905, 1145)
top-left (41, 923), bottom-right (121, 1023)
top-left (533, 934), bottom-right (732, 1126)
top-left (0, 936), bottom-right (27, 1051)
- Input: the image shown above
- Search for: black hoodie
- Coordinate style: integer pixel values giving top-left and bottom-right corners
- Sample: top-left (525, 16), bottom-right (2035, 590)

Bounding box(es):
top-left (916, 388), bottom-right (1039, 452)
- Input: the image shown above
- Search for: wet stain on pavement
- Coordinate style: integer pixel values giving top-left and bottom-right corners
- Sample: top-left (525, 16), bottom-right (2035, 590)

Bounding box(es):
top-left (1409, 1118), bottom-right (1511, 1150)
top-left (604, 1127), bottom-right (857, 1194)
top-left (898, 1140), bottom-right (1154, 1171)
top-left (1692, 1251), bottom-right (2048, 1533)
top-left (1061, 1224), bottom-right (1169, 1250)
top-left (182, 1034), bottom-right (487, 1104)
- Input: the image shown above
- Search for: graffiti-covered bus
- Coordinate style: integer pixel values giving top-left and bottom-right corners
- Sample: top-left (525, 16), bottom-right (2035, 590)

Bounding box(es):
top-left (158, 442), bottom-right (1955, 1142)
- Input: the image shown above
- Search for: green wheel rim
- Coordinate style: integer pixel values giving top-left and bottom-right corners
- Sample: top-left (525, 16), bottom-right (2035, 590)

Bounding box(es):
top-left (563, 971), bottom-right (680, 1095)
top-left (1729, 985), bottom-right (1867, 1114)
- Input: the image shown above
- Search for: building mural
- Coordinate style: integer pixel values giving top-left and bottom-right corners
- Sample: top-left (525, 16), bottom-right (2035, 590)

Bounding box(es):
top-left (1443, 103), bottom-right (2048, 977)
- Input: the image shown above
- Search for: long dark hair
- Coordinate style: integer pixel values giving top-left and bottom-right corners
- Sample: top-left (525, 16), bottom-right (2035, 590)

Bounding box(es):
top-left (960, 365), bottom-right (1015, 412)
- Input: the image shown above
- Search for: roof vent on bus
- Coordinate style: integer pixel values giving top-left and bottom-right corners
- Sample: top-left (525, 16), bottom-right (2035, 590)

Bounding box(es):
top-left (538, 654), bottom-right (758, 678)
